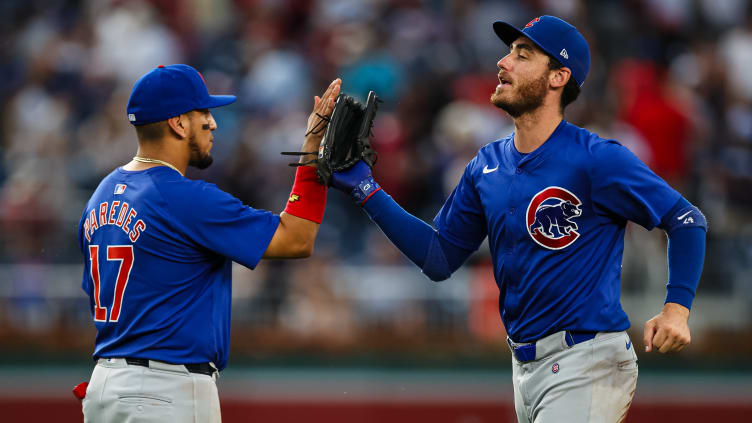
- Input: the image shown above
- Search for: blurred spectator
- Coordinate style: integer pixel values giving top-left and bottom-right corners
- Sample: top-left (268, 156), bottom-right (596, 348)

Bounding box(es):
top-left (720, 14), bottom-right (752, 102)
top-left (89, 0), bottom-right (183, 83)
top-left (613, 60), bottom-right (694, 184)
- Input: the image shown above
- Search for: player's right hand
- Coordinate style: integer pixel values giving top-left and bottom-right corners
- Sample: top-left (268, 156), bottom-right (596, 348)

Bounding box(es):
top-left (331, 160), bottom-right (373, 193)
top-left (643, 302), bottom-right (691, 353)
top-left (303, 78), bottom-right (342, 147)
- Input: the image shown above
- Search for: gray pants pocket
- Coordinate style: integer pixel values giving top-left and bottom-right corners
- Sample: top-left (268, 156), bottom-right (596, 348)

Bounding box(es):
top-left (118, 394), bottom-right (173, 405)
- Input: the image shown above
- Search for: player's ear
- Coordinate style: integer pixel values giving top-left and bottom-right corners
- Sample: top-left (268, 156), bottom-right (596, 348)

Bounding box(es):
top-left (550, 67), bottom-right (571, 89)
top-left (166, 114), bottom-right (189, 139)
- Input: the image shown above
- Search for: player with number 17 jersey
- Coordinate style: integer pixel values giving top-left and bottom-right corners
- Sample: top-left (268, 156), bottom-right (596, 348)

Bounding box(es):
top-left (76, 64), bottom-right (340, 421)
top-left (78, 167), bottom-right (277, 371)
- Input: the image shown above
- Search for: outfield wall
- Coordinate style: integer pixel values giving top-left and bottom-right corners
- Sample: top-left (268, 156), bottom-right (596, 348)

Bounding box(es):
top-left (2, 367), bottom-right (750, 422)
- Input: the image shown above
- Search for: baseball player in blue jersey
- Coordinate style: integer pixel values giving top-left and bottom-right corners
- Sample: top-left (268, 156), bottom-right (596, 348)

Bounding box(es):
top-left (331, 16), bottom-right (707, 422)
top-left (76, 64), bottom-right (341, 422)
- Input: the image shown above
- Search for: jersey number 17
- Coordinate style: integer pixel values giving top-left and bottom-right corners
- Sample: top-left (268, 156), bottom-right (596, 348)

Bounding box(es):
top-left (88, 245), bottom-right (134, 323)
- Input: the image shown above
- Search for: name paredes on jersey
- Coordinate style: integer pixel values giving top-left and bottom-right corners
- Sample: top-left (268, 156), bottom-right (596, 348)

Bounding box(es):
top-left (83, 201), bottom-right (146, 243)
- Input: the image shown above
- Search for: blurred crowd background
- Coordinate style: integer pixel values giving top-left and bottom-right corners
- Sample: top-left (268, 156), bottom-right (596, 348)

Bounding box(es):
top-left (1, 0), bottom-right (751, 372)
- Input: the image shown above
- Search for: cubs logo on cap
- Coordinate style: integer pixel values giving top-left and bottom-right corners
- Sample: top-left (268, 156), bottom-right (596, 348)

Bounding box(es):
top-left (526, 186), bottom-right (583, 250)
top-left (525, 17), bottom-right (541, 28)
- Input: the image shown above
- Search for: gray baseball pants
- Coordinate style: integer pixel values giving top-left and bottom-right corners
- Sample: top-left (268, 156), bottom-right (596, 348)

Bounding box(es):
top-left (82, 358), bottom-right (221, 422)
top-left (509, 331), bottom-right (638, 422)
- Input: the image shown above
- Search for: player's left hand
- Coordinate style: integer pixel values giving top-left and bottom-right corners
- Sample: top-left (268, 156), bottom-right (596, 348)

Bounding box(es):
top-left (331, 160), bottom-right (373, 193)
top-left (643, 302), bottom-right (691, 353)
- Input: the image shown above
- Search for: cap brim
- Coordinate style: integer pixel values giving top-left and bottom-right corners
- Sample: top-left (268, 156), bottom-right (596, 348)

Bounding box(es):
top-left (492, 21), bottom-right (562, 67)
top-left (493, 21), bottom-right (525, 46)
top-left (202, 95), bottom-right (237, 109)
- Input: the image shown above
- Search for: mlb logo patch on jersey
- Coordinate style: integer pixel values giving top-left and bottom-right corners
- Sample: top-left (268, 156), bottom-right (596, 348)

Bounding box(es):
top-left (526, 186), bottom-right (583, 250)
top-left (114, 184), bottom-right (127, 195)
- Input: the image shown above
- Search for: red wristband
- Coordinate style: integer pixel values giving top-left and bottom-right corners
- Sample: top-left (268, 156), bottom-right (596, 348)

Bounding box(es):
top-left (283, 166), bottom-right (327, 224)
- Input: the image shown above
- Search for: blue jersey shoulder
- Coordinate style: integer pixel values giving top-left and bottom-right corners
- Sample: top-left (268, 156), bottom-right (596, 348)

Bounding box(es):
top-left (472, 122), bottom-right (638, 177)
top-left (554, 121), bottom-right (616, 162)
top-left (560, 122), bottom-right (637, 163)
top-left (152, 173), bottom-right (229, 215)
top-left (472, 134), bottom-right (515, 174)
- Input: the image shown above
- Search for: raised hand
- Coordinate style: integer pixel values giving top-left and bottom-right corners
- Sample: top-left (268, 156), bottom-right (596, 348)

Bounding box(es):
top-left (304, 78), bottom-right (342, 144)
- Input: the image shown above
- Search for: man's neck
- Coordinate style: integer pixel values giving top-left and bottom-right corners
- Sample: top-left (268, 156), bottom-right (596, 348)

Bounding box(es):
top-left (512, 105), bottom-right (563, 154)
top-left (123, 141), bottom-right (189, 175)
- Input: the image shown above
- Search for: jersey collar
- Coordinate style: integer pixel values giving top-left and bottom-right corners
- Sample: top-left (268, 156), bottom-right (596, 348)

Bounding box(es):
top-left (513, 119), bottom-right (568, 168)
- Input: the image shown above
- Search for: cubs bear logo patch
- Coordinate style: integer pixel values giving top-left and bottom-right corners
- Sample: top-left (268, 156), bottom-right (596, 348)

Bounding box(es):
top-left (526, 186), bottom-right (583, 250)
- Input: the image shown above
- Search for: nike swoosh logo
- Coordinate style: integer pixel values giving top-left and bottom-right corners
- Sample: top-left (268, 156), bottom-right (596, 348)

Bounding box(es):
top-left (677, 211), bottom-right (692, 220)
top-left (483, 165), bottom-right (499, 174)
top-left (626, 340), bottom-right (632, 350)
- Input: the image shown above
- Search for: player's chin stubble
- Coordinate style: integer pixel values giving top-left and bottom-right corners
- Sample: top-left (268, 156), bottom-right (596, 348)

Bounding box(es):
top-left (188, 134), bottom-right (213, 169)
top-left (491, 72), bottom-right (549, 118)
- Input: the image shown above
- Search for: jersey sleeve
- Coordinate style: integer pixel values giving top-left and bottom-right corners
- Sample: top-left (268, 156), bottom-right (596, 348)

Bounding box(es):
top-left (433, 158), bottom-right (488, 251)
top-left (163, 181), bottom-right (280, 269)
top-left (589, 140), bottom-right (681, 230)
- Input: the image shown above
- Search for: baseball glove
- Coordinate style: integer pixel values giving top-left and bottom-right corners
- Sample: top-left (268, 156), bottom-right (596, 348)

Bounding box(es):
top-left (282, 91), bottom-right (380, 186)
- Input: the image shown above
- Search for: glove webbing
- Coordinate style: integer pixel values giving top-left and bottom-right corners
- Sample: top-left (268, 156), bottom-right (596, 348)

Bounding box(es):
top-left (280, 151), bottom-right (317, 167)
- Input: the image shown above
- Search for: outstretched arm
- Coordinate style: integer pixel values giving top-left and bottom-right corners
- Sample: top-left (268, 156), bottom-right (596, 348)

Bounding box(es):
top-left (332, 161), bottom-right (475, 281)
top-left (263, 78), bottom-right (341, 259)
top-left (643, 197), bottom-right (707, 353)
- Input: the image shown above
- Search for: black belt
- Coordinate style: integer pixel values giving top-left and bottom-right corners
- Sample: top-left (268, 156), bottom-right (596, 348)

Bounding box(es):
top-left (124, 358), bottom-right (217, 377)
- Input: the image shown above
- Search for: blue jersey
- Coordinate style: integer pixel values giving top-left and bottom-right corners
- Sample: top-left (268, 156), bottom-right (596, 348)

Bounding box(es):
top-left (78, 167), bottom-right (279, 370)
top-left (434, 120), bottom-right (680, 343)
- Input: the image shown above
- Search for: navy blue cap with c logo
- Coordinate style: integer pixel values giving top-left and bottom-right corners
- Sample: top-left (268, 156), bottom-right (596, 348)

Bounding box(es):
top-left (126, 64), bottom-right (236, 126)
top-left (493, 16), bottom-right (591, 87)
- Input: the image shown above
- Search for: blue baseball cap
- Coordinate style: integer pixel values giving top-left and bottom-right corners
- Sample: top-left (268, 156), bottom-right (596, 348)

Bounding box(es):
top-left (493, 16), bottom-right (590, 87)
top-left (126, 64), bottom-right (236, 125)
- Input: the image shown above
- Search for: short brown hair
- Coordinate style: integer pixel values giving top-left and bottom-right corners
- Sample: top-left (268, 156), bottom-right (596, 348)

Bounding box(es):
top-left (134, 121), bottom-right (166, 141)
top-left (547, 56), bottom-right (581, 111)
